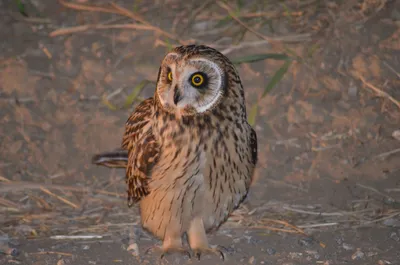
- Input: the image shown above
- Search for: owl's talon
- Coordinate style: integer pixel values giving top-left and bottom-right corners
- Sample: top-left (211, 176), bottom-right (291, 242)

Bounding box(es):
top-left (145, 245), bottom-right (191, 259)
top-left (192, 245), bottom-right (226, 261)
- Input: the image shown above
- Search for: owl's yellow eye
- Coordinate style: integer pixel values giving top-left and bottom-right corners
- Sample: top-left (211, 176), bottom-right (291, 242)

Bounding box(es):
top-left (167, 72), bottom-right (173, 82)
top-left (191, 73), bottom-right (205, 87)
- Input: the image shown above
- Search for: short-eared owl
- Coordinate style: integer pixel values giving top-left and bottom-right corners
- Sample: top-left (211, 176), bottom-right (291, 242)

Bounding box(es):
top-left (92, 45), bottom-right (257, 259)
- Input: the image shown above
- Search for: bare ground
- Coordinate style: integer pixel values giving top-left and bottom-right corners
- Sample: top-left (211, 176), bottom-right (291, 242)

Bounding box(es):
top-left (0, 0), bottom-right (400, 264)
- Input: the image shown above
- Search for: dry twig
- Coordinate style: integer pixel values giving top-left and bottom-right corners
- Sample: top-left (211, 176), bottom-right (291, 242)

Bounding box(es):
top-left (30, 251), bottom-right (73, 257)
top-left (358, 75), bottom-right (400, 110)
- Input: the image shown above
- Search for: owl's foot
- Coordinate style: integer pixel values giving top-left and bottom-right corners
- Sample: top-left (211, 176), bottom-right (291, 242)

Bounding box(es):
top-left (192, 245), bottom-right (226, 261)
top-left (144, 245), bottom-right (191, 259)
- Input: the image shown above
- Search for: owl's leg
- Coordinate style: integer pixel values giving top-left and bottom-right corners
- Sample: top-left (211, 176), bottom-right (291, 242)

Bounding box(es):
top-left (187, 217), bottom-right (225, 260)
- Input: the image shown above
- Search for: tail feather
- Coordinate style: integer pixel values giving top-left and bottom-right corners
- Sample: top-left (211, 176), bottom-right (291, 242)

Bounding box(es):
top-left (91, 149), bottom-right (128, 168)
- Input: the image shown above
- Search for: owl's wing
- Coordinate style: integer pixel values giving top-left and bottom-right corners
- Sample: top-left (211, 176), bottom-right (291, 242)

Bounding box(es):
top-left (122, 97), bottom-right (155, 150)
top-left (122, 98), bottom-right (160, 206)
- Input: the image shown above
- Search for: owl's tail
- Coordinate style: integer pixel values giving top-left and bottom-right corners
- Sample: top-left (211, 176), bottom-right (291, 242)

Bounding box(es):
top-left (91, 149), bottom-right (128, 168)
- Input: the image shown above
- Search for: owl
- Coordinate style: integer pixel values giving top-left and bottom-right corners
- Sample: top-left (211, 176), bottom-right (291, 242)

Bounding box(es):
top-left (92, 45), bottom-right (257, 259)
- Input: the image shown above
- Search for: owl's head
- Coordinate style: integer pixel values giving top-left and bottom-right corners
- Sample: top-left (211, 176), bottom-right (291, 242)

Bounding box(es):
top-left (156, 45), bottom-right (237, 116)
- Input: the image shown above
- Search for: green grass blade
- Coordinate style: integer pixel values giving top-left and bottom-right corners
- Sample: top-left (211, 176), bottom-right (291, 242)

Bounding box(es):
top-left (102, 96), bottom-right (118, 111)
top-left (232, 53), bottom-right (289, 64)
top-left (123, 80), bottom-right (152, 108)
top-left (247, 103), bottom-right (258, 126)
top-left (16, 0), bottom-right (27, 16)
top-left (262, 60), bottom-right (291, 98)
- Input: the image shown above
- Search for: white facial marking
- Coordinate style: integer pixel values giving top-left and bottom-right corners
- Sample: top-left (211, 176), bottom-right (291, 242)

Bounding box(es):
top-left (189, 58), bottom-right (223, 113)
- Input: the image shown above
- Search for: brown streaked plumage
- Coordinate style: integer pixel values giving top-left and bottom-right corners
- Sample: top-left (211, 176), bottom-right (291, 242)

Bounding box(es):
top-left (92, 44), bottom-right (257, 259)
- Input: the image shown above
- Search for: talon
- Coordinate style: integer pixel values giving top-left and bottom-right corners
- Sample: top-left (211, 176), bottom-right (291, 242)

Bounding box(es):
top-left (145, 245), bottom-right (190, 259)
top-left (191, 245), bottom-right (226, 260)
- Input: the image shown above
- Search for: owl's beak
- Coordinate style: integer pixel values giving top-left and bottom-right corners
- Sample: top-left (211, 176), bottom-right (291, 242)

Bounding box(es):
top-left (173, 86), bottom-right (183, 105)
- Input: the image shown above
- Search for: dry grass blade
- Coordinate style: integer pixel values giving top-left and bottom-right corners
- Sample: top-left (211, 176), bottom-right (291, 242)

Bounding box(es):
top-left (0, 197), bottom-right (21, 209)
top-left (0, 181), bottom-right (126, 198)
top-left (250, 219), bottom-right (307, 235)
top-left (109, 2), bottom-right (149, 25)
top-left (220, 40), bottom-right (269, 55)
top-left (250, 225), bottom-right (302, 233)
top-left (263, 218), bottom-right (307, 235)
top-left (0, 175), bottom-right (11, 182)
top-left (232, 53), bottom-right (289, 64)
top-left (360, 211), bottom-right (400, 226)
top-left (297, 222), bottom-right (339, 228)
top-left (374, 148), bottom-right (400, 160)
top-left (30, 251), bottom-right (73, 257)
top-left (50, 24), bottom-right (156, 37)
top-left (216, 1), bottom-right (310, 43)
top-left (39, 187), bottom-right (79, 209)
top-left (358, 75), bottom-right (400, 110)
top-left (59, 0), bottom-right (117, 13)
top-left (57, 0), bottom-right (186, 44)
top-left (110, 3), bottom-right (183, 43)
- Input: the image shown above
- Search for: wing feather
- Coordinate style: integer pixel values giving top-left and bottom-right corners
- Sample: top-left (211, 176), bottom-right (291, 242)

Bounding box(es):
top-left (122, 97), bottom-right (155, 150)
top-left (122, 98), bottom-right (160, 206)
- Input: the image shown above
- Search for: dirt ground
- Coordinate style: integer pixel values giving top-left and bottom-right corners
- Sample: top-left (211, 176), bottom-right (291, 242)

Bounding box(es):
top-left (1, 0), bottom-right (400, 264)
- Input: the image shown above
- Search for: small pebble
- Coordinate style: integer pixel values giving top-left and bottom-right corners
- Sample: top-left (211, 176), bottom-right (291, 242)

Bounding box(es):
top-left (127, 243), bottom-right (139, 257)
top-left (298, 237), bottom-right (313, 247)
top-left (0, 244), bottom-right (19, 257)
top-left (389, 232), bottom-right (399, 242)
top-left (81, 245), bottom-right (90, 250)
top-left (305, 250), bottom-right (320, 259)
top-left (342, 243), bottom-right (354, 250)
top-left (334, 236), bottom-right (343, 245)
top-left (392, 130), bottom-right (400, 141)
top-left (351, 248), bottom-right (365, 260)
top-left (289, 252), bottom-right (303, 259)
top-left (383, 218), bottom-right (400, 227)
top-left (0, 236), bottom-right (9, 243)
top-left (348, 85), bottom-right (358, 99)
top-left (266, 248), bottom-right (276, 255)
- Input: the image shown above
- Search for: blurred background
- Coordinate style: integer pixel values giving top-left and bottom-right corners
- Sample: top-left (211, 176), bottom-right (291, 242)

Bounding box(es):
top-left (0, 0), bottom-right (399, 264)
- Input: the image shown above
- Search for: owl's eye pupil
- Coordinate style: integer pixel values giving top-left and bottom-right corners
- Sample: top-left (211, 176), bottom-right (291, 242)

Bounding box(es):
top-left (191, 73), bottom-right (206, 88)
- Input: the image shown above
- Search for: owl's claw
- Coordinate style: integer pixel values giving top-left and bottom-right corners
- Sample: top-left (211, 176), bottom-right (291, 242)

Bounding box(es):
top-left (144, 245), bottom-right (191, 259)
top-left (192, 245), bottom-right (226, 261)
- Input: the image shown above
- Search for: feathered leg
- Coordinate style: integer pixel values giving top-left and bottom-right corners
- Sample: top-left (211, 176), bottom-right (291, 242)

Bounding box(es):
top-left (187, 217), bottom-right (225, 260)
